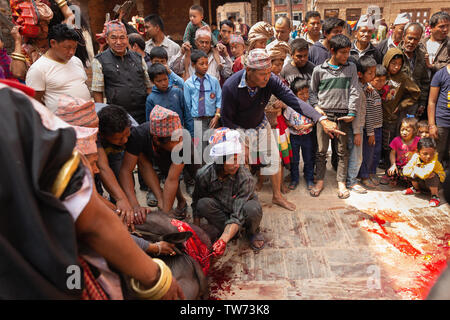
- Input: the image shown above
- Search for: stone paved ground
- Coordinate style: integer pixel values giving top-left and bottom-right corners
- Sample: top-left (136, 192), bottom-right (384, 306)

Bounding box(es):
top-left (136, 160), bottom-right (450, 300)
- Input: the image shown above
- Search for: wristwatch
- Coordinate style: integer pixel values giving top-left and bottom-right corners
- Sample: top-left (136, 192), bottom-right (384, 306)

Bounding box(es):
top-left (318, 115), bottom-right (328, 122)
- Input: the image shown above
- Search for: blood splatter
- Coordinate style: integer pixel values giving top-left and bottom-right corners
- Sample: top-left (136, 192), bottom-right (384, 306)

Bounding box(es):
top-left (208, 263), bottom-right (234, 300)
top-left (361, 210), bottom-right (450, 299)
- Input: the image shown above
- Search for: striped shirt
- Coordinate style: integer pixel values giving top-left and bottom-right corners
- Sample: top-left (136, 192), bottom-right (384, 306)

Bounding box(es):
top-left (364, 84), bottom-right (383, 136)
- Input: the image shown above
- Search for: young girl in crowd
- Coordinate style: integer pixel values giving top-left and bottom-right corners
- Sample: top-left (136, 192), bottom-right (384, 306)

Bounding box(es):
top-left (417, 120), bottom-right (430, 139)
top-left (383, 117), bottom-right (421, 186)
top-left (402, 137), bottom-right (446, 207)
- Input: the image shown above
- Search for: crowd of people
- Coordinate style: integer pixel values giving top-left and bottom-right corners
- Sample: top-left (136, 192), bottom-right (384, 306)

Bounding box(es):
top-left (0, 0), bottom-right (449, 300)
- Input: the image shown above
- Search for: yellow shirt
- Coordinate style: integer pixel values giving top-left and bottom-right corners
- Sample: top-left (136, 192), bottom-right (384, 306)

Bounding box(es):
top-left (403, 152), bottom-right (446, 183)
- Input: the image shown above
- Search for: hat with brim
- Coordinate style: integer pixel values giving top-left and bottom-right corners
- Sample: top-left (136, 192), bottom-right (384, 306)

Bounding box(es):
top-left (394, 13), bottom-right (411, 26)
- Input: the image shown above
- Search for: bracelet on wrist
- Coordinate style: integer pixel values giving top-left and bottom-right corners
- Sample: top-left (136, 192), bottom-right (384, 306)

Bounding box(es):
top-left (155, 242), bottom-right (161, 256)
top-left (130, 258), bottom-right (172, 300)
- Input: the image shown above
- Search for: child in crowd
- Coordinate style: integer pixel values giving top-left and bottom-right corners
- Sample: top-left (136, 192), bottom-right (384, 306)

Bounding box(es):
top-left (417, 120), bottom-right (430, 139)
top-left (284, 78), bottom-right (314, 190)
top-left (309, 34), bottom-right (360, 199)
top-left (184, 50), bottom-right (221, 163)
top-left (383, 117), bottom-right (421, 186)
top-left (230, 34), bottom-right (246, 72)
top-left (346, 56), bottom-right (376, 194)
top-left (183, 5), bottom-right (218, 49)
top-left (380, 47), bottom-right (420, 169)
top-left (280, 38), bottom-right (315, 88)
top-left (146, 63), bottom-right (193, 137)
top-left (359, 64), bottom-right (385, 188)
top-left (183, 5), bottom-right (220, 67)
top-left (403, 138), bottom-right (446, 207)
top-left (149, 47), bottom-right (184, 89)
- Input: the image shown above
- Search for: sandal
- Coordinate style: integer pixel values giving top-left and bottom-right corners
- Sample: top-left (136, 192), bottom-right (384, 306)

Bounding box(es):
top-left (249, 233), bottom-right (265, 251)
top-left (361, 178), bottom-right (376, 189)
top-left (172, 203), bottom-right (187, 220)
top-left (310, 186), bottom-right (323, 197)
top-left (402, 187), bottom-right (420, 195)
top-left (146, 191), bottom-right (158, 207)
top-left (289, 181), bottom-right (299, 190)
top-left (429, 196), bottom-right (440, 207)
top-left (348, 184), bottom-right (367, 194)
top-left (337, 189), bottom-right (350, 199)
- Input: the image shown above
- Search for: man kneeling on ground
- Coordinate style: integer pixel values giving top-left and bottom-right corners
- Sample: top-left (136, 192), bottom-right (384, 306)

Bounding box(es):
top-left (192, 129), bottom-right (265, 256)
top-left (119, 105), bottom-right (190, 222)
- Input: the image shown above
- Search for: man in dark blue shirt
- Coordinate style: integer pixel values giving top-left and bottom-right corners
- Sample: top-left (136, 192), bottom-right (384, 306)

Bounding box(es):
top-left (221, 48), bottom-right (343, 211)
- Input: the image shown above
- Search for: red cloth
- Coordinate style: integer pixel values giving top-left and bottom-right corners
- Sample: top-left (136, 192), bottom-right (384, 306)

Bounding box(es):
top-left (0, 79), bottom-right (34, 97)
top-left (79, 257), bottom-right (109, 300)
top-left (170, 219), bottom-right (211, 275)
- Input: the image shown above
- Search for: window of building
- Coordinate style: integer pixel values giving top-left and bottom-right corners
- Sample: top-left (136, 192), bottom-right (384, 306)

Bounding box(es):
top-left (274, 0), bottom-right (287, 5)
top-left (400, 9), bottom-right (430, 25)
top-left (293, 11), bottom-right (302, 21)
top-left (324, 9), bottom-right (339, 19)
top-left (346, 8), bottom-right (362, 21)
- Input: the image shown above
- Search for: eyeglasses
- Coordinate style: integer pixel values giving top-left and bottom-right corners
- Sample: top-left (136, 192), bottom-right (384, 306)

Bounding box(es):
top-left (197, 40), bottom-right (211, 46)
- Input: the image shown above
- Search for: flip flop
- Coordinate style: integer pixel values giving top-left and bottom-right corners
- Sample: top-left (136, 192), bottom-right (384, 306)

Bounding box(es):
top-left (173, 203), bottom-right (187, 220)
top-left (146, 192), bottom-right (158, 207)
top-left (249, 233), bottom-right (265, 251)
top-left (310, 187), bottom-right (323, 197)
top-left (337, 189), bottom-right (350, 199)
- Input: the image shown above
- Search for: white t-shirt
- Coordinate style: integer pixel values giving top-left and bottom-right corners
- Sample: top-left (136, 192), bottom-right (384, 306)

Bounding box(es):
top-left (26, 55), bottom-right (91, 113)
top-left (426, 39), bottom-right (441, 65)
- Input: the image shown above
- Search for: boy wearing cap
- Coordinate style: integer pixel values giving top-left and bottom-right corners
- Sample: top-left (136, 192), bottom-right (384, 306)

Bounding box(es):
top-left (192, 129), bottom-right (265, 255)
top-left (119, 106), bottom-right (192, 221)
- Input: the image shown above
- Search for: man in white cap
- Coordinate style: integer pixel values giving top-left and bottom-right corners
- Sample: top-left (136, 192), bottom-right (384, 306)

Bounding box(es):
top-left (221, 48), bottom-right (344, 211)
top-left (192, 128), bottom-right (265, 255)
top-left (350, 14), bottom-right (383, 64)
top-left (377, 12), bottom-right (411, 56)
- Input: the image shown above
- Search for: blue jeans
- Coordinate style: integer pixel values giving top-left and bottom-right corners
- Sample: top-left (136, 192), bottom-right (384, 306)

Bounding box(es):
top-left (346, 127), bottom-right (363, 187)
top-left (290, 133), bottom-right (314, 184)
top-left (359, 127), bottom-right (382, 179)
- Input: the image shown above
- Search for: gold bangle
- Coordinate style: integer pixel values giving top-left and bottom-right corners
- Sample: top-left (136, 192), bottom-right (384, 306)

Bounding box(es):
top-left (130, 259), bottom-right (173, 300)
top-left (12, 52), bottom-right (26, 58)
top-left (56, 0), bottom-right (67, 8)
top-left (12, 56), bottom-right (26, 62)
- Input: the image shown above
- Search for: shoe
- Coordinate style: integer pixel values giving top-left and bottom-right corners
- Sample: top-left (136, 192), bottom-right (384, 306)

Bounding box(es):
top-left (402, 187), bottom-right (420, 195)
top-left (369, 175), bottom-right (380, 186)
top-left (429, 196), bottom-right (440, 207)
top-left (348, 184), bottom-right (367, 194)
top-left (146, 191), bottom-right (158, 207)
top-left (380, 175), bottom-right (391, 185)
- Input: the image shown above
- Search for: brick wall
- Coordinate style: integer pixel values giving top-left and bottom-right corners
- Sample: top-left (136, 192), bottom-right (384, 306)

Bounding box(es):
top-left (0, 0), bottom-right (13, 53)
